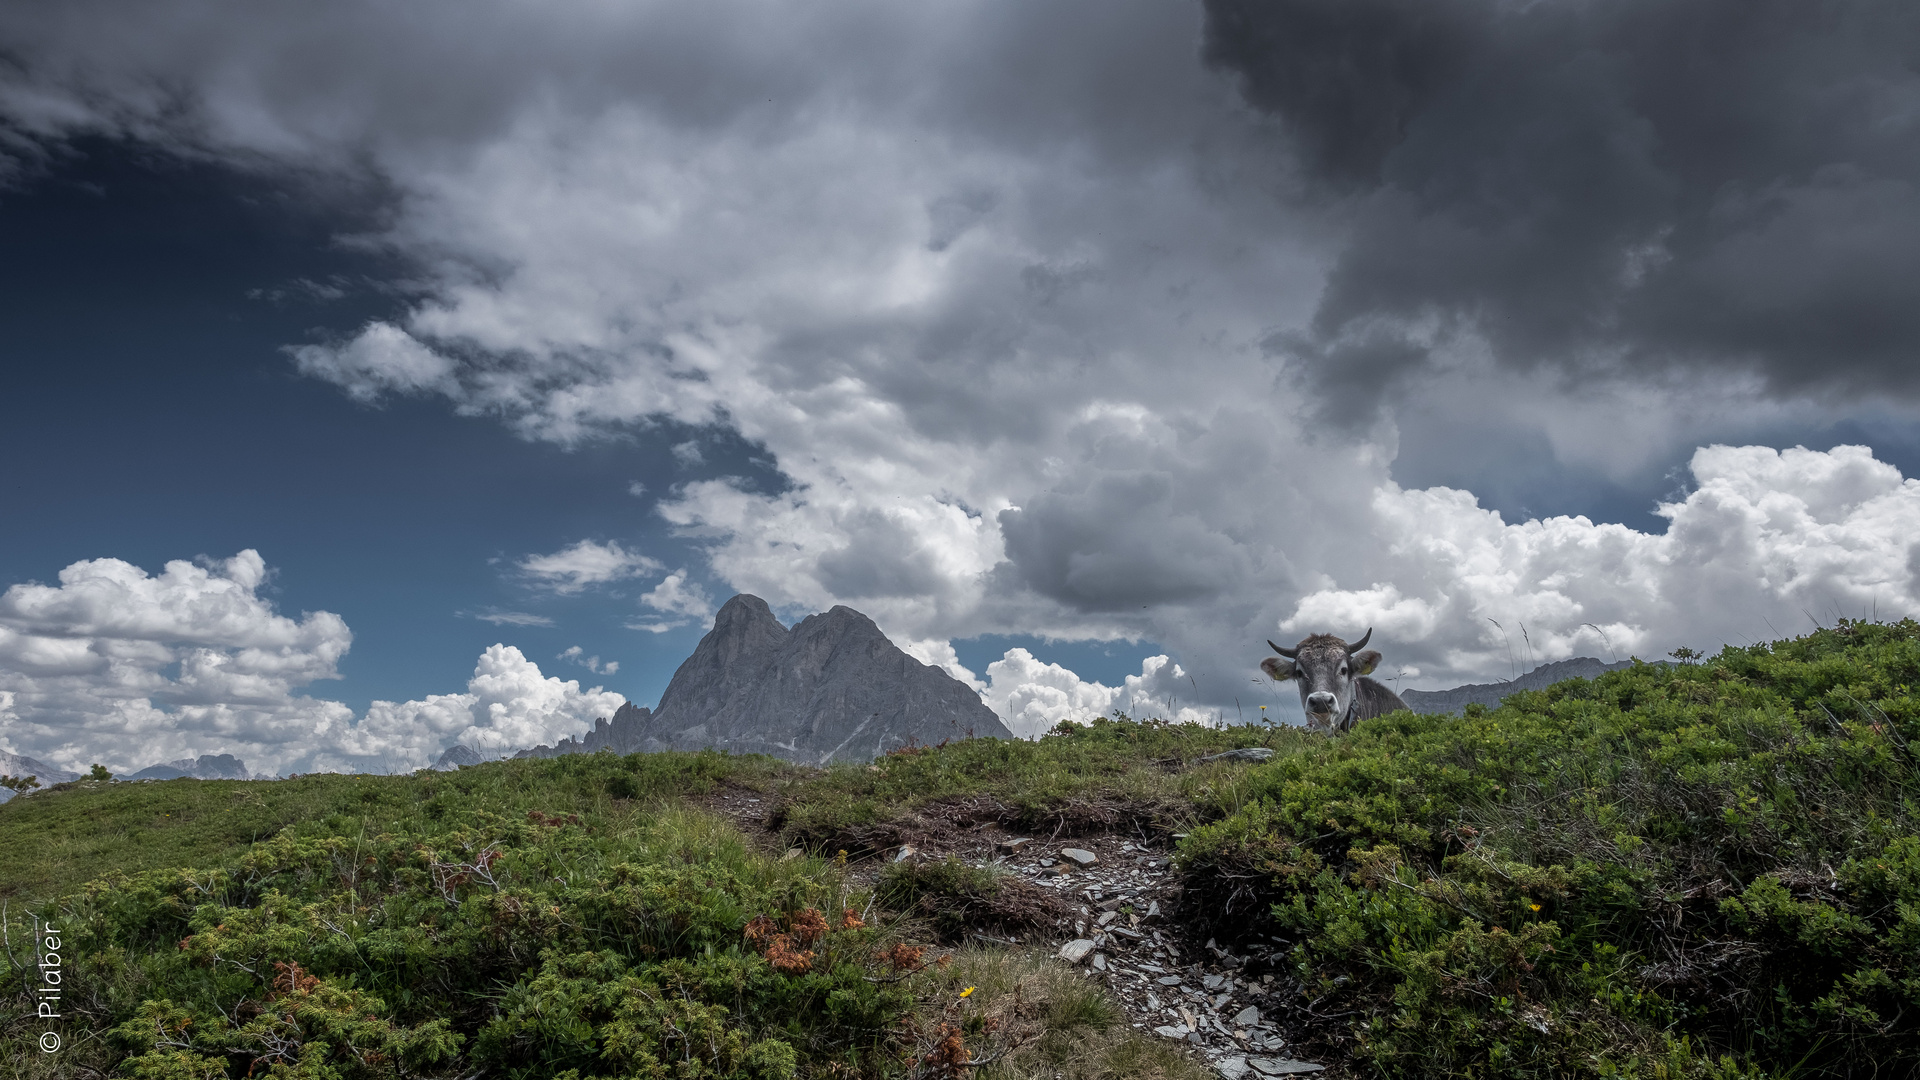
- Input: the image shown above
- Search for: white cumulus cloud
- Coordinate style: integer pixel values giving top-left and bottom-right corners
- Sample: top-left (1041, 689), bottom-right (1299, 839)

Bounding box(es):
top-left (558, 645), bottom-right (618, 676)
top-left (641, 569), bottom-right (714, 620)
top-left (981, 649), bottom-right (1217, 739)
top-left (519, 539), bottom-right (662, 594)
top-left (287, 321), bottom-right (457, 402)
top-left (0, 550), bottom-right (625, 774)
top-left (0, 550), bottom-right (352, 775)
top-left (342, 644), bottom-right (624, 769)
top-left (1281, 444), bottom-right (1920, 686)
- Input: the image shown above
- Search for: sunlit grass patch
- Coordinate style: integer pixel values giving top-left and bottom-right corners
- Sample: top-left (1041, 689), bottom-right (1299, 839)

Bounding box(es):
top-left (771, 718), bottom-right (1308, 855)
top-left (0, 749), bottom-right (788, 904)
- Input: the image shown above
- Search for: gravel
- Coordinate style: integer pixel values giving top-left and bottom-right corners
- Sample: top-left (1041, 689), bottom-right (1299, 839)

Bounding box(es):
top-left (994, 835), bottom-right (1327, 1077)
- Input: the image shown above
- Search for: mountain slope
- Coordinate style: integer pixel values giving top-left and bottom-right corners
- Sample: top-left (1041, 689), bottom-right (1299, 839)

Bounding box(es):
top-left (1400, 656), bottom-right (1635, 714)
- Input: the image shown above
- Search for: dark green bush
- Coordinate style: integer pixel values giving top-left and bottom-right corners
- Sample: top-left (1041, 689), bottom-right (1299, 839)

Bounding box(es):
top-left (1179, 620), bottom-right (1920, 1078)
top-left (23, 804), bottom-right (908, 1078)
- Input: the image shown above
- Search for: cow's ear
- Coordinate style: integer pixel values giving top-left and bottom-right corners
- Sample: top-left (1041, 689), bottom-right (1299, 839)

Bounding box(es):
top-left (1260, 656), bottom-right (1295, 681)
top-left (1352, 649), bottom-right (1382, 676)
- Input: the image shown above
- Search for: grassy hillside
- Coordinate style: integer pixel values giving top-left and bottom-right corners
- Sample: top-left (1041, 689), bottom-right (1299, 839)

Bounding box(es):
top-left (1179, 620), bottom-right (1920, 1077)
top-left (3, 621), bottom-right (1917, 1078)
top-left (0, 750), bottom-right (783, 905)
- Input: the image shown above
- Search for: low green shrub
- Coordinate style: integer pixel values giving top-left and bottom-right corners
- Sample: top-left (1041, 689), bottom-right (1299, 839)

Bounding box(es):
top-left (875, 858), bottom-right (1069, 943)
top-left (1179, 620), bottom-right (1920, 1078)
top-left (7, 804), bottom-right (918, 1078)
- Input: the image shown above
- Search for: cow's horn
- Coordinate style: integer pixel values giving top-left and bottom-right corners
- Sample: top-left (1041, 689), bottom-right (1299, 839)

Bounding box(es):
top-left (1267, 639), bottom-right (1298, 659)
top-left (1348, 628), bottom-right (1372, 652)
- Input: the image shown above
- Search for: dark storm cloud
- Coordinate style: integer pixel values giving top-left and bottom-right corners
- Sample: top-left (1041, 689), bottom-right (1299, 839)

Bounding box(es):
top-left (1205, 0), bottom-right (1920, 415)
top-left (999, 472), bottom-right (1252, 612)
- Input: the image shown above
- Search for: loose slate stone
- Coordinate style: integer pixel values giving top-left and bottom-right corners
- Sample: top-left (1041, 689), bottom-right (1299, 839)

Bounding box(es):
top-left (1156, 976), bottom-right (1184, 986)
top-left (1203, 975), bottom-right (1225, 990)
top-left (1096, 911), bottom-right (1119, 927)
top-left (1058, 939), bottom-right (1097, 963)
top-left (1249, 1059), bottom-right (1324, 1076)
top-left (1233, 1006), bottom-right (1261, 1027)
top-left (1060, 848), bottom-right (1099, 866)
top-left (1216, 1056), bottom-right (1251, 1080)
top-left (998, 837), bottom-right (1032, 850)
top-left (1155, 1025), bottom-right (1186, 1040)
top-left (1197, 747), bottom-right (1276, 763)
top-left (1092, 953), bottom-right (1108, 971)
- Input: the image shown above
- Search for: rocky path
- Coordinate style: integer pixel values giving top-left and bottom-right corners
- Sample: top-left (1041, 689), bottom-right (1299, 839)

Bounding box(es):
top-left (992, 834), bottom-right (1330, 1079)
top-left (701, 786), bottom-right (1337, 1078)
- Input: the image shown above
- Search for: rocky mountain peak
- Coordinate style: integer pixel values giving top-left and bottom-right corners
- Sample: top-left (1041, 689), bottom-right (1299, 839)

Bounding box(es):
top-left (125, 753), bottom-right (255, 781)
top-left (515, 595), bottom-right (1013, 765)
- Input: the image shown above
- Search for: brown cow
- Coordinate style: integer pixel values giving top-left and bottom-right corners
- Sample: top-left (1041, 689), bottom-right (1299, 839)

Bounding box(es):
top-left (1260, 628), bottom-right (1408, 733)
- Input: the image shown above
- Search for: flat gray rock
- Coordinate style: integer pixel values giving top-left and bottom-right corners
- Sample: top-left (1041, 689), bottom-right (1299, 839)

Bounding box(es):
top-left (1248, 1059), bottom-right (1324, 1076)
top-left (1196, 747), bottom-right (1275, 763)
top-left (1060, 847), bottom-right (1099, 866)
top-left (1233, 1006), bottom-right (1260, 1027)
top-left (1058, 939), bottom-right (1096, 963)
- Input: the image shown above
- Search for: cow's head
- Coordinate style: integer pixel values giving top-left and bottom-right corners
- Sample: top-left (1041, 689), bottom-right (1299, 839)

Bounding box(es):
top-left (1260, 629), bottom-right (1382, 731)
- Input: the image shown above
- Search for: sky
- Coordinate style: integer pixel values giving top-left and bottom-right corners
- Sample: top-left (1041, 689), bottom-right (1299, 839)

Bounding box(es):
top-left (2, 0), bottom-right (1919, 776)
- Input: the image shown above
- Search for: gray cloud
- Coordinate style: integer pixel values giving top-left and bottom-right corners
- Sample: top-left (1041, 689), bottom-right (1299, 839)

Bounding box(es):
top-left (6, 0), bottom-right (1920, 739)
top-left (1205, 0), bottom-right (1920, 416)
top-left (1000, 472), bottom-right (1252, 612)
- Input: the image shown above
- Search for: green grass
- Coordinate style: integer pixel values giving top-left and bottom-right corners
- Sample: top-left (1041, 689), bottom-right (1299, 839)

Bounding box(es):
top-left (770, 717), bottom-right (1309, 853)
top-left (0, 749), bottom-right (781, 904)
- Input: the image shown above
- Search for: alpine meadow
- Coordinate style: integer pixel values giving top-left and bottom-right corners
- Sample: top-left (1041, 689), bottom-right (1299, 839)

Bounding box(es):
top-left (4, 621), bottom-right (1919, 1078)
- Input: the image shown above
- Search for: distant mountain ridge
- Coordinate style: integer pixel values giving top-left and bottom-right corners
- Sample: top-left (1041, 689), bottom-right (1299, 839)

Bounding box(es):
top-left (125, 753), bottom-right (257, 781)
top-left (2, 750), bottom-right (265, 800)
top-left (1401, 657), bottom-right (1637, 715)
top-left (0, 749), bottom-right (78, 784)
top-left (0, 750), bottom-right (79, 802)
top-left (511, 594), bottom-right (1012, 765)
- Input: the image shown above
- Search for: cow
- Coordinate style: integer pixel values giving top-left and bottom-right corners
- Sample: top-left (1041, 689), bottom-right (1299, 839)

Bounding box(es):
top-left (1260, 628), bottom-right (1408, 733)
